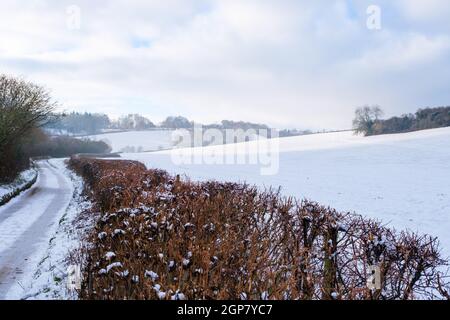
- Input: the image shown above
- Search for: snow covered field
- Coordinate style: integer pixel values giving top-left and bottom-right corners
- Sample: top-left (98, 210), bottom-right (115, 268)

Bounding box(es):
top-left (86, 130), bottom-right (177, 153)
top-left (121, 127), bottom-right (450, 259)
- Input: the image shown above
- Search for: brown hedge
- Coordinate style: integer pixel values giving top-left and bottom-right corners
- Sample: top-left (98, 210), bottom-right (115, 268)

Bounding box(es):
top-left (69, 157), bottom-right (449, 300)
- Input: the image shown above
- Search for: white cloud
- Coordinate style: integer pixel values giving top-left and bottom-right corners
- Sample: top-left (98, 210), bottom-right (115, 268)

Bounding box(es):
top-left (349, 33), bottom-right (450, 71)
top-left (0, 0), bottom-right (449, 129)
top-left (397, 0), bottom-right (450, 21)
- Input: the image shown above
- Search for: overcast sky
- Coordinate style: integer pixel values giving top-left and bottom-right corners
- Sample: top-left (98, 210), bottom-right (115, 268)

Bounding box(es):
top-left (1, 0), bottom-right (450, 129)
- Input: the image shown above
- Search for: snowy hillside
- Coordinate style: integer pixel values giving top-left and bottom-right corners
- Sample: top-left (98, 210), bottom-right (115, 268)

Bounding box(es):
top-left (86, 130), bottom-right (177, 153)
top-left (85, 128), bottom-right (264, 153)
top-left (121, 127), bottom-right (450, 258)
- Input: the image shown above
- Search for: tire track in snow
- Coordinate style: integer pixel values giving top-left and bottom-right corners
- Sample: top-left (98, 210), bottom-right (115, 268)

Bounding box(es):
top-left (0, 160), bottom-right (73, 299)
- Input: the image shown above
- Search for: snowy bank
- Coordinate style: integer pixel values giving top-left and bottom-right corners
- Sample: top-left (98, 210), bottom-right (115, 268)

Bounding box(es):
top-left (0, 166), bottom-right (38, 206)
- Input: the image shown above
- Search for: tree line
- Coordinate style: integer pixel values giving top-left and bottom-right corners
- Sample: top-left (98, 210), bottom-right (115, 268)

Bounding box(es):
top-left (0, 75), bottom-right (110, 183)
top-left (45, 113), bottom-right (275, 135)
top-left (353, 105), bottom-right (450, 136)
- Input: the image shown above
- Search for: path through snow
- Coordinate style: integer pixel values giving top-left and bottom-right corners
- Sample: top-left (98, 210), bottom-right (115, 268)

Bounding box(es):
top-left (0, 159), bottom-right (73, 299)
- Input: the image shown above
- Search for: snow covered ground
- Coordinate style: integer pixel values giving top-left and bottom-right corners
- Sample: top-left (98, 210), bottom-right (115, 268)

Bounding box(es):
top-left (0, 168), bottom-right (37, 203)
top-left (19, 160), bottom-right (94, 300)
top-left (86, 130), bottom-right (177, 153)
top-left (0, 159), bottom-right (88, 300)
top-left (121, 127), bottom-right (450, 259)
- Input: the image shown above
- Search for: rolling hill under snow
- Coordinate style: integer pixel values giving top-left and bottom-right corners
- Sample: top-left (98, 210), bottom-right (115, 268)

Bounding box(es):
top-left (86, 130), bottom-right (176, 153)
top-left (120, 127), bottom-right (450, 258)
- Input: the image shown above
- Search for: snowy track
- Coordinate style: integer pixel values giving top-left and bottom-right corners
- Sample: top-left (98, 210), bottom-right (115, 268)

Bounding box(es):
top-left (0, 159), bottom-right (73, 299)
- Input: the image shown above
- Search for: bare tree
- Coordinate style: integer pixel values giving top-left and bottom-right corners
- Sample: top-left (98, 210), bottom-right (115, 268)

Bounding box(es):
top-left (0, 75), bottom-right (55, 147)
top-left (352, 105), bottom-right (384, 136)
top-left (0, 75), bottom-right (56, 181)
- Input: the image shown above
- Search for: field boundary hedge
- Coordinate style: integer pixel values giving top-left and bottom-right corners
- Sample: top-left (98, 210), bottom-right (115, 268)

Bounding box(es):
top-left (69, 157), bottom-right (449, 300)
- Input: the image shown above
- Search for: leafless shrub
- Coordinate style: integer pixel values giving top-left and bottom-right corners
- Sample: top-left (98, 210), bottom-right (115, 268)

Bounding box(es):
top-left (69, 158), bottom-right (449, 300)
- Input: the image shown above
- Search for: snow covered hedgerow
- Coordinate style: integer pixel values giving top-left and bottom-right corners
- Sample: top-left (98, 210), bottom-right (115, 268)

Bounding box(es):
top-left (69, 157), bottom-right (449, 300)
top-left (0, 166), bottom-right (38, 206)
